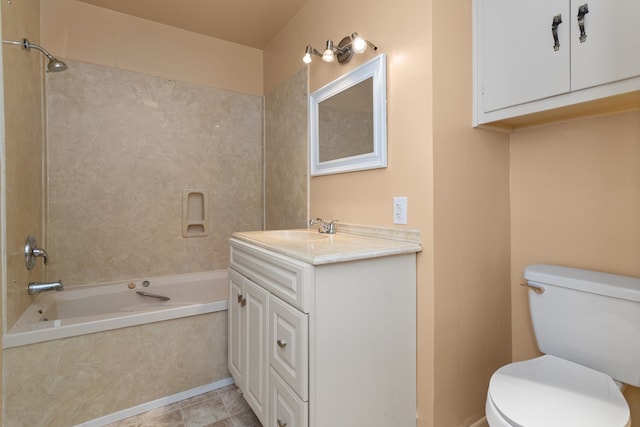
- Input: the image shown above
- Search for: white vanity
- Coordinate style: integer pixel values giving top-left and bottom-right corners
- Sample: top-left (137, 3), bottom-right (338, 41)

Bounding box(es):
top-left (228, 224), bottom-right (421, 427)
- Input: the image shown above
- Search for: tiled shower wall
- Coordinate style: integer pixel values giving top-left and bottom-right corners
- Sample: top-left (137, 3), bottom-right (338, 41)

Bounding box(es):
top-left (46, 60), bottom-right (263, 286)
top-left (264, 67), bottom-right (309, 230)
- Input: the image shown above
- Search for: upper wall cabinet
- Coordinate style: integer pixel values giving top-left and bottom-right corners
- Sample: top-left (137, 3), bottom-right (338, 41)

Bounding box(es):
top-left (474, 0), bottom-right (640, 127)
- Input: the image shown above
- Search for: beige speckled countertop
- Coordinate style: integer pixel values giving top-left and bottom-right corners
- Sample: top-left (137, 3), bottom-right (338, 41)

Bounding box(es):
top-left (231, 223), bottom-right (422, 265)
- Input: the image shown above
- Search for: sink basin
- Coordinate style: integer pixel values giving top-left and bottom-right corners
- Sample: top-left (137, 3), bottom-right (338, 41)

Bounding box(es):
top-left (266, 230), bottom-right (329, 241)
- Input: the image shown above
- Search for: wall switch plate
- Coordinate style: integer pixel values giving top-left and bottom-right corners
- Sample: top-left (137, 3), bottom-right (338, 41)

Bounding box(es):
top-left (393, 196), bottom-right (408, 224)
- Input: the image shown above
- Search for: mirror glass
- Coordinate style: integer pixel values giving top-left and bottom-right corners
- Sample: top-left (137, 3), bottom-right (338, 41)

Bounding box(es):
top-left (310, 54), bottom-right (386, 176)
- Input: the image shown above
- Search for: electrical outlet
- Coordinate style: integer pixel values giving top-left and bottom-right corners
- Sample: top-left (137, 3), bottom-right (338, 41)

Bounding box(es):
top-left (393, 196), bottom-right (408, 224)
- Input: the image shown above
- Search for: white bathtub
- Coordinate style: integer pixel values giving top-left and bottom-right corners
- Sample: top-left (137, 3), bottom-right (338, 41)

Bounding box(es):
top-left (4, 270), bottom-right (229, 348)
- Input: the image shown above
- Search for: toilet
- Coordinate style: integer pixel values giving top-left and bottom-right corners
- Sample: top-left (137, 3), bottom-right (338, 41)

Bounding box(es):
top-left (486, 264), bottom-right (640, 427)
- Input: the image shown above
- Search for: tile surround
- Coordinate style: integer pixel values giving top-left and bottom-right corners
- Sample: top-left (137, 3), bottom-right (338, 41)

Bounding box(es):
top-left (2, 0), bottom-right (47, 331)
top-left (264, 67), bottom-right (309, 230)
top-left (45, 60), bottom-right (264, 288)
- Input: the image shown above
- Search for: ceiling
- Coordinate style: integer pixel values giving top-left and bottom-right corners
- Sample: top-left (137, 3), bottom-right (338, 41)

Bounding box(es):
top-left (78, 0), bottom-right (308, 49)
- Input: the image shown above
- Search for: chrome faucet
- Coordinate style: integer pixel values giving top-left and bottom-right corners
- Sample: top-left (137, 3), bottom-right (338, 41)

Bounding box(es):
top-left (24, 235), bottom-right (48, 270)
top-left (28, 281), bottom-right (63, 295)
top-left (309, 218), bottom-right (339, 234)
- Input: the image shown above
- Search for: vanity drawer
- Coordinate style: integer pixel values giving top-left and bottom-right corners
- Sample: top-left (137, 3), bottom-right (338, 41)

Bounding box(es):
top-left (270, 368), bottom-right (308, 427)
top-left (269, 294), bottom-right (308, 401)
top-left (230, 239), bottom-right (313, 312)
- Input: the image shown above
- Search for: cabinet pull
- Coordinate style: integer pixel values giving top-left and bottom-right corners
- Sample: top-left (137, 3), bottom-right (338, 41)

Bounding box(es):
top-left (577, 3), bottom-right (589, 43)
top-left (277, 419), bottom-right (288, 427)
top-left (240, 297), bottom-right (247, 307)
top-left (551, 14), bottom-right (562, 51)
top-left (277, 339), bottom-right (287, 348)
top-left (237, 293), bottom-right (243, 304)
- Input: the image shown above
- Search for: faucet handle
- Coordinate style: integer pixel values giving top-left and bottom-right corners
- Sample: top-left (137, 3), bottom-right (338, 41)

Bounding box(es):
top-left (32, 248), bottom-right (48, 265)
top-left (309, 217), bottom-right (323, 227)
top-left (24, 235), bottom-right (48, 270)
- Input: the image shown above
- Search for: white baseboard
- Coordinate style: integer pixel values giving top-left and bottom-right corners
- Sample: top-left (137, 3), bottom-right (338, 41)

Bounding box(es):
top-left (75, 377), bottom-right (235, 427)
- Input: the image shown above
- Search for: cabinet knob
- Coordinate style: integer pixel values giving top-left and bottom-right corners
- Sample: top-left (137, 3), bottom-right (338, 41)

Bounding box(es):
top-left (551, 14), bottom-right (562, 51)
top-left (577, 3), bottom-right (589, 43)
top-left (277, 419), bottom-right (288, 427)
top-left (277, 339), bottom-right (287, 348)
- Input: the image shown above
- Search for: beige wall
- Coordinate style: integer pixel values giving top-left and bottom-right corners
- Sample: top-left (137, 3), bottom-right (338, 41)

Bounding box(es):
top-left (264, 67), bottom-right (309, 230)
top-left (510, 109), bottom-right (640, 418)
top-left (264, 0), bottom-right (512, 426)
top-left (432, 1), bottom-right (511, 425)
top-left (41, 0), bottom-right (264, 96)
top-left (45, 59), bottom-right (263, 286)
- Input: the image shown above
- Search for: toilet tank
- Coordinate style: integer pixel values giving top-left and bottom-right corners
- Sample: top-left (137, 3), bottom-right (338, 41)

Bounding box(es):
top-left (525, 264), bottom-right (640, 386)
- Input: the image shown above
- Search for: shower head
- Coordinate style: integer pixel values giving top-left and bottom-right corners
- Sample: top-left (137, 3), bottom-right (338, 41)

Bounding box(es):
top-left (2, 38), bottom-right (67, 72)
top-left (46, 57), bottom-right (68, 73)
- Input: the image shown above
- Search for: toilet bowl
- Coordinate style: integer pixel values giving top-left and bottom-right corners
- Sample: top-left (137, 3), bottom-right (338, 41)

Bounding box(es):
top-left (486, 264), bottom-right (640, 427)
top-left (486, 355), bottom-right (630, 427)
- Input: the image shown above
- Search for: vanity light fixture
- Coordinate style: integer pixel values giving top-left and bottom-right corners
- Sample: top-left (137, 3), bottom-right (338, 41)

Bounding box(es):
top-left (303, 32), bottom-right (378, 65)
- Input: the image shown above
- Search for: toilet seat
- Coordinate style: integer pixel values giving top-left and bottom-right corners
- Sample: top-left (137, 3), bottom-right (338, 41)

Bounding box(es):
top-left (488, 355), bottom-right (630, 427)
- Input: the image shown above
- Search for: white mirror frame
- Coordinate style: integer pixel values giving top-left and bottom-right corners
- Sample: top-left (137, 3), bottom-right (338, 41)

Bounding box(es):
top-left (309, 54), bottom-right (387, 176)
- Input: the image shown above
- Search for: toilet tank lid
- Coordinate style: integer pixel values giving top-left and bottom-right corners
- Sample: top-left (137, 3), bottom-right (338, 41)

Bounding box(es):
top-left (525, 264), bottom-right (640, 302)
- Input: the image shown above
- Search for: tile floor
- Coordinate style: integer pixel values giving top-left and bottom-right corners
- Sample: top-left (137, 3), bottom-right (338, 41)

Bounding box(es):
top-left (106, 384), bottom-right (261, 427)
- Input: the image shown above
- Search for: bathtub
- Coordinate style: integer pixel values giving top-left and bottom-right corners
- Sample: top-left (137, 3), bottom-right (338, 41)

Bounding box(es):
top-left (4, 269), bottom-right (231, 426)
top-left (4, 269), bottom-right (229, 348)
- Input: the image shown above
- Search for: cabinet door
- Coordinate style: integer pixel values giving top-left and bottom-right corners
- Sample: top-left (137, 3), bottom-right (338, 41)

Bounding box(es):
top-left (270, 368), bottom-right (309, 427)
top-left (269, 295), bottom-right (309, 401)
top-left (571, 0), bottom-right (640, 91)
top-left (244, 279), bottom-right (270, 426)
top-left (480, 0), bottom-right (570, 111)
top-left (228, 270), bottom-right (245, 384)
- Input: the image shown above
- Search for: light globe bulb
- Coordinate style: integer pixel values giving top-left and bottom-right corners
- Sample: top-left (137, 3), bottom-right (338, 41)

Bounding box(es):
top-left (322, 40), bottom-right (335, 62)
top-left (303, 52), bottom-right (312, 64)
top-left (352, 34), bottom-right (367, 54)
top-left (322, 49), bottom-right (334, 62)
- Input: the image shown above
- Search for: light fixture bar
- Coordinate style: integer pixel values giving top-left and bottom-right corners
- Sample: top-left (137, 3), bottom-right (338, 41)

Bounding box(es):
top-left (303, 32), bottom-right (377, 65)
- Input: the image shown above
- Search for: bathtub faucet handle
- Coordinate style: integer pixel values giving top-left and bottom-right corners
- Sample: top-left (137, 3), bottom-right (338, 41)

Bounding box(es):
top-left (24, 235), bottom-right (49, 270)
top-left (32, 247), bottom-right (48, 265)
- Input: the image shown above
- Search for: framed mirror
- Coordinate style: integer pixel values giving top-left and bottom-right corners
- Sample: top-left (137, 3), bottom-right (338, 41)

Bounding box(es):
top-left (309, 54), bottom-right (387, 176)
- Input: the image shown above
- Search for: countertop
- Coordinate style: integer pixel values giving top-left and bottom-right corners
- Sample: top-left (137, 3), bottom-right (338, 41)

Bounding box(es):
top-left (231, 223), bottom-right (422, 265)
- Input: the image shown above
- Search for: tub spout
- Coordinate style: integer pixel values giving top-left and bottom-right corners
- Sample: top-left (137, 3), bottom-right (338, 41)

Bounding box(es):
top-left (28, 281), bottom-right (63, 295)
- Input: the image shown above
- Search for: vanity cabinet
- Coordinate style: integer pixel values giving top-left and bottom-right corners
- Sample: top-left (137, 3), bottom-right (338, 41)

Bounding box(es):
top-left (474, 0), bottom-right (640, 126)
top-left (228, 229), bottom-right (419, 427)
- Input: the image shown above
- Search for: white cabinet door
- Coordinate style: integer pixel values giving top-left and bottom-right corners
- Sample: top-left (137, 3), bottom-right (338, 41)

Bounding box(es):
top-left (269, 295), bottom-right (309, 401)
top-left (228, 270), bottom-right (245, 384)
top-left (570, 0), bottom-right (640, 91)
top-left (480, 0), bottom-right (570, 111)
top-left (270, 368), bottom-right (308, 427)
top-left (244, 279), bottom-right (270, 426)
